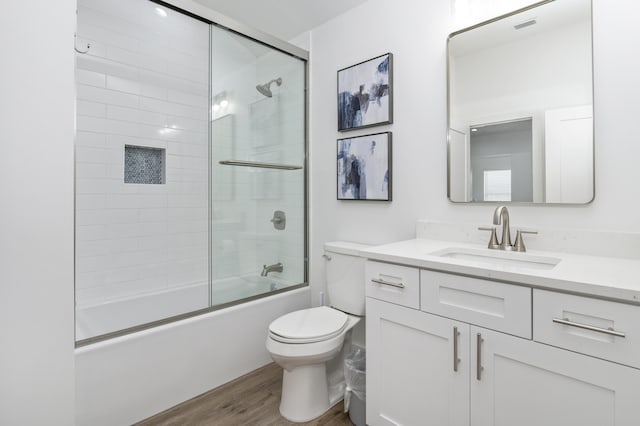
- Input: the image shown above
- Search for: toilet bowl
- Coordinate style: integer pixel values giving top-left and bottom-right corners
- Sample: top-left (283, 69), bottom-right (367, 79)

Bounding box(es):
top-left (266, 241), bottom-right (369, 423)
top-left (266, 306), bottom-right (360, 422)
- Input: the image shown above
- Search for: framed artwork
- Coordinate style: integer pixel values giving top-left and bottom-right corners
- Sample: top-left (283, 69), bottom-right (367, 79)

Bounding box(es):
top-left (337, 132), bottom-right (392, 201)
top-left (337, 53), bottom-right (393, 132)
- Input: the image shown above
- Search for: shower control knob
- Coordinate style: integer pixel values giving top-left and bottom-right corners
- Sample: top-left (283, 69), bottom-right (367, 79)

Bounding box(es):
top-left (270, 210), bottom-right (286, 230)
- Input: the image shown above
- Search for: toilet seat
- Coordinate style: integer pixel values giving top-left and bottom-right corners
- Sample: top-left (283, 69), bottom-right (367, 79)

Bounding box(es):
top-left (269, 306), bottom-right (348, 344)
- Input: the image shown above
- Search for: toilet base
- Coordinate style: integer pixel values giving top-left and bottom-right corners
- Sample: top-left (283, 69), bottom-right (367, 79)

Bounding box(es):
top-left (279, 363), bottom-right (333, 422)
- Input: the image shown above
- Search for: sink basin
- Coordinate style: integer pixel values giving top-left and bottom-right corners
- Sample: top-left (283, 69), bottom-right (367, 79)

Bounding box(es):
top-left (430, 247), bottom-right (561, 270)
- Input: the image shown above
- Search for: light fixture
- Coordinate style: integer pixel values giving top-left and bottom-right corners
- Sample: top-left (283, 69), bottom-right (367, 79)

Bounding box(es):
top-left (155, 7), bottom-right (167, 18)
top-left (212, 91), bottom-right (229, 117)
top-left (471, 128), bottom-right (478, 132)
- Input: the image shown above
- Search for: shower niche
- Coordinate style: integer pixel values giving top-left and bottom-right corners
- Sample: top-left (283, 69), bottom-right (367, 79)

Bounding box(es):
top-left (124, 145), bottom-right (166, 185)
top-left (74, 0), bottom-right (307, 343)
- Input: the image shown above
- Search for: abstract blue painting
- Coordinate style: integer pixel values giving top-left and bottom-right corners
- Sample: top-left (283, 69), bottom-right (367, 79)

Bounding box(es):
top-left (337, 132), bottom-right (392, 201)
top-left (338, 53), bottom-right (393, 131)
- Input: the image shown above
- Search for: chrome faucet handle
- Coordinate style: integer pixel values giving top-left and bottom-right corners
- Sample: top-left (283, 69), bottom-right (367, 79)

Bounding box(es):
top-left (478, 227), bottom-right (500, 249)
top-left (513, 229), bottom-right (538, 252)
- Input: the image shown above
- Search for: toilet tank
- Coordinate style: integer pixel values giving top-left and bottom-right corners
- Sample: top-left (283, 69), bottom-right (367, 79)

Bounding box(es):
top-left (324, 241), bottom-right (370, 316)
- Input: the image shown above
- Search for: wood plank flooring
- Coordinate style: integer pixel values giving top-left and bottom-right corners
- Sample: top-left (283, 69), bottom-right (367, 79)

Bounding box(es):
top-left (137, 363), bottom-right (354, 426)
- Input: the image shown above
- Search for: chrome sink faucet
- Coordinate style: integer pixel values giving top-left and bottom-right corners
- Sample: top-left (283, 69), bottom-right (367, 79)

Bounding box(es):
top-left (479, 206), bottom-right (538, 252)
top-left (493, 205), bottom-right (513, 250)
top-left (261, 262), bottom-right (283, 277)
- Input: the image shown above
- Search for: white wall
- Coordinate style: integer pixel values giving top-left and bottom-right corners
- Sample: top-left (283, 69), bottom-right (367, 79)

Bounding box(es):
top-left (0, 0), bottom-right (76, 424)
top-left (308, 0), bottom-right (640, 306)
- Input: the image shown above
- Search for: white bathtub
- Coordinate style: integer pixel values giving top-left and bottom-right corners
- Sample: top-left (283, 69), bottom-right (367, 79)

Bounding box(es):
top-left (75, 284), bottom-right (310, 425)
top-left (76, 275), bottom-right (295, 341)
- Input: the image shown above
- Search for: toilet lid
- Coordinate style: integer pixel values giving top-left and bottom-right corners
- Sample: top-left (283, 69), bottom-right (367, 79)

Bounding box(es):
top-left (269, 306), bottom-right (348, 344)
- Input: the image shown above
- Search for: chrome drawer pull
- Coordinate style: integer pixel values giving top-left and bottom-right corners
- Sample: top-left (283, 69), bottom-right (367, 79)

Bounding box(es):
top-left (371, 278), bottom-right (405, 289)
top-left (552, 318), bottom-right (626, 338)
top-left (476, 333), bottom-right (483, 381)
top-left (453, 327), bottom-right (460, 372)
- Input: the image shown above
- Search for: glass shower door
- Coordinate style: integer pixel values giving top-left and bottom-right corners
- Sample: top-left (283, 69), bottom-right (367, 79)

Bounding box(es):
top-left (210, 26), bottom-right (306, 306)
top-left (74, 0), bottom-right (211, 341)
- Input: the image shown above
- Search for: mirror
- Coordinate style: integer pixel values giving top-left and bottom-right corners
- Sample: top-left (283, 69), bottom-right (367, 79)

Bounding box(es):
top-left (447, 0), bottom-right (593, 203)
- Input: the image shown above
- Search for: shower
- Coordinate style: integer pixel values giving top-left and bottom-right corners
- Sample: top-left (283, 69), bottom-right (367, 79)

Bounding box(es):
top-left (256, 77), bottom-right (282, 97)
top-left (74, 0), bottom-right (307, 344)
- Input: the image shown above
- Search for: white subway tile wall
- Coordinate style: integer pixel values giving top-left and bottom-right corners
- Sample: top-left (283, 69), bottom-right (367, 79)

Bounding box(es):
top-left (75, 0), bottom-right (209, 309)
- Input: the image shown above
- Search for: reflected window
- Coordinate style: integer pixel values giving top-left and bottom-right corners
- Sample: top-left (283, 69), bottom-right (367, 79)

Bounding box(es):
top-left (484, 169), bottom-right (511, 201)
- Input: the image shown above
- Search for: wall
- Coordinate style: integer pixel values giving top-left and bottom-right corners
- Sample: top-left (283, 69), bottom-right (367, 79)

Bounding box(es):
top-left (308, 0), bottom-right (640, 306)
top-left (0, 0), bottom-right (76, 424)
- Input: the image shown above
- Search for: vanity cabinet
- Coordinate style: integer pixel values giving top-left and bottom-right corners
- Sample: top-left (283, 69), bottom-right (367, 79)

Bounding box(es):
top-left (365, 260), bottom-right (640, 426)
top-left (470, 326), bottom-right (640, 426)
top-left (366, 297), bottom-right (469, 426)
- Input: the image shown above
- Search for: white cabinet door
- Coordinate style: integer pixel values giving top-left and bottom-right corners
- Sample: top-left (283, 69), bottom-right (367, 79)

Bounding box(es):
top-left (471, 326), bottom-right (640, 426)
top-left (366, 298), bottom-right (469, 426)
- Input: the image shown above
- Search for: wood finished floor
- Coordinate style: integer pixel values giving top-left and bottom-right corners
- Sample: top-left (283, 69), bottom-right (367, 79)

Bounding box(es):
top-left (136, 363), bottom-right (354, 426)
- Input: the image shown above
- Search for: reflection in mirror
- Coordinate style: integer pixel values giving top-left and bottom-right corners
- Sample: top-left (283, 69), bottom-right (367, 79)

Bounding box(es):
top-left (448, 0), bottom-right (594, 204)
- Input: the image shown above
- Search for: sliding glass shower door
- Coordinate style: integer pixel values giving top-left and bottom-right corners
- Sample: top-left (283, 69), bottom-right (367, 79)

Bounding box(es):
top-left (210, 26), bottom-right (306, 306)
top-left (75, 0), bottom-right (306, 343)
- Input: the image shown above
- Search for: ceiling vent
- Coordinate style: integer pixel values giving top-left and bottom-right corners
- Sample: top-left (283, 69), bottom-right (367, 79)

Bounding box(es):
top-left (514, 19), bottom-right (537, 30)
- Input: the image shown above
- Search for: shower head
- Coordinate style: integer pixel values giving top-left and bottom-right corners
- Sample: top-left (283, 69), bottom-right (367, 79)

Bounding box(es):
top-left (256, 77), bottom-right (282, 98)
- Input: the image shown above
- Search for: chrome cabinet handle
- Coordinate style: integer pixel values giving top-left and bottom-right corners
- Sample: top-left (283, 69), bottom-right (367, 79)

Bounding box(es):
top-left (552, 318), bottom-right (626, 338)
top-left (453, 327), bottom-right (460, 372)
top-left (476, 333), bottom-right (483, 381)
top-left (370, 278), bottom-right (405, 289)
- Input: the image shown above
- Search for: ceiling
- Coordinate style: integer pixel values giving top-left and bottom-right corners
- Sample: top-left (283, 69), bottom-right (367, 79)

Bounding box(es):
top-left (193, 0), bottom-right (369, 41)
top-left (450, 0), bottom-right (591, 56)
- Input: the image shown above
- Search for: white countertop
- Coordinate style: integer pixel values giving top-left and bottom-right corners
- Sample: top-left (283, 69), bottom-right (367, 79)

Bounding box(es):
top-left (359, 238), bottom-right (640, 305)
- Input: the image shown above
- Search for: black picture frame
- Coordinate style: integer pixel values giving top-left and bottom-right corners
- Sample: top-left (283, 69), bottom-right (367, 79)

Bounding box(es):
top-left (337, 53), bottom-right (393, 132)
top-left (337, 131), bottom-right (392, 201)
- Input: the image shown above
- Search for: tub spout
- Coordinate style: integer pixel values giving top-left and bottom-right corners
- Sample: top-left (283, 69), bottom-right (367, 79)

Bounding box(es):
top-left (261, 262), bottom-right (283, 277)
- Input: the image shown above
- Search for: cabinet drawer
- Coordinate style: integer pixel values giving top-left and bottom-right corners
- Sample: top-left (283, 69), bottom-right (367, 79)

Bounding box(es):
top-left (534, 290), bottom-right (640, 369)
top-left (365, 261), bottom-right (420, 309)
top-left (421, 270), bottom-right (531, 338)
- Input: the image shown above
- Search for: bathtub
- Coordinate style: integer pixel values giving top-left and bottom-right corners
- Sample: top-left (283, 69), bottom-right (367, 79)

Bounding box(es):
top-left (76, 275), bottom-right (297, 341)
top-left (75, 283), bottom-right (310, 425)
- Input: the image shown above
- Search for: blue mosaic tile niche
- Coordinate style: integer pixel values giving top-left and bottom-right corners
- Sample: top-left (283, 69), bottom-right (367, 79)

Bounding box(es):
top-left (124, 145), bottom-right (165, 184)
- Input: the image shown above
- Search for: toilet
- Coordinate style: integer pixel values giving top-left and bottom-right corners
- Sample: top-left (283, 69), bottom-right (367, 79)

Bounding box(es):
top-left (266, 241), bottom-right (368, 422)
